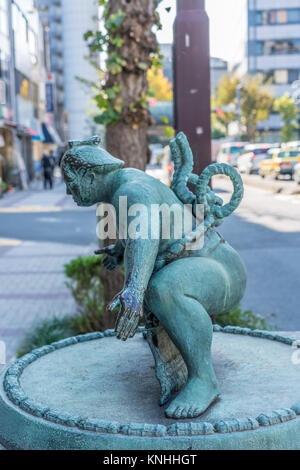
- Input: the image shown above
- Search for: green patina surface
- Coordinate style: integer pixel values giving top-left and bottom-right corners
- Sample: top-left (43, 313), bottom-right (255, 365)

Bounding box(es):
top-left (60, 133), bottom-right (247, 420)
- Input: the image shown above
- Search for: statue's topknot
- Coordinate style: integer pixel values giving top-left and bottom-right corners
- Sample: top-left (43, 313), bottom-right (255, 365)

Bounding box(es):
top-left (68, 136), bottom-right (101, 149)
top-left (61, 135), bottom-right (124, 174)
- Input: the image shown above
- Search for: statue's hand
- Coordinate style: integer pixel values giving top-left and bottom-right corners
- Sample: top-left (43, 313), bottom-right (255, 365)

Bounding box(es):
top-left (107, 288), bottom-right (143, 341)
top-left (94, 244), bottom-right (123, 271)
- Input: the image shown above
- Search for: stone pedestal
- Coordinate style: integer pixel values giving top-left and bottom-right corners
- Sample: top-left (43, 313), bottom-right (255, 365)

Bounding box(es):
top-left (0, 327), bottom-right (300, 450)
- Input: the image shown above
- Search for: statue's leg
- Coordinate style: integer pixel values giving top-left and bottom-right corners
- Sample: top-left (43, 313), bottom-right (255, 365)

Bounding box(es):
top-left (145, 257), bottom-right (230, 419)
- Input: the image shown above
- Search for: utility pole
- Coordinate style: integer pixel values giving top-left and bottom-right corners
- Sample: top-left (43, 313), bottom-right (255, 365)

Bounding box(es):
top-left (174, 0), bottom-right (212, 175)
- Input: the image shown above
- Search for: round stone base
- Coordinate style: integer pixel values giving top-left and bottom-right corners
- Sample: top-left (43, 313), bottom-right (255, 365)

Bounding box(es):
top-left (0, 327), bottom-right (300, 450)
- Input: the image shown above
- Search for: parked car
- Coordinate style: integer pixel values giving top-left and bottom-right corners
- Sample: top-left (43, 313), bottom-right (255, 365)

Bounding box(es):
top-left (282, 141), bottom-right (300, 149)
top-left (237, 144), bottom-right (276, 174)
top-left (259, 147), bottom-right (300, 180)
top-left (293, 161), bottom-right (300, 184)
top-left (216, 142), bottom-right (246, 167)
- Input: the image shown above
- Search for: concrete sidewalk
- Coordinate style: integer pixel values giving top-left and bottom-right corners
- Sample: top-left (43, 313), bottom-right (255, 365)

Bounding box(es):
top-left (0, 182), bottom-right (96, 365)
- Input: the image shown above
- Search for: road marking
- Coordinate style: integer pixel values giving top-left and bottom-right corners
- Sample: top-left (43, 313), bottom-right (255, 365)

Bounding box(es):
top-left (0, 206), bottom-right (62, 213)
top-left (0, 239), bottom-right (22, 246)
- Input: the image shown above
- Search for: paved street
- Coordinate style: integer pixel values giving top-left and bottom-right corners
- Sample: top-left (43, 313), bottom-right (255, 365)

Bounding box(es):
top-left (0, 179), bottom-right (97, 364)
top-left (213, 177), bottom-right (300, 330)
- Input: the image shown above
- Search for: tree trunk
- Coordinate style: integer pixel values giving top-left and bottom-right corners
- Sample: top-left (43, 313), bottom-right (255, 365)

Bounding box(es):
top-left (105, 0), bottom-right (159, 168)
top-left (100, 0), bottom-right (160, 313)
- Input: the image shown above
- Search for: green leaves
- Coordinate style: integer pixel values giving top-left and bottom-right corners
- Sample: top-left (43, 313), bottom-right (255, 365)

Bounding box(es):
top-left (111, 35), bottom-right (124, 48)
top-left (107, 52), bottom-right (127, 74)
top-left (81, 2), bottom-right (161, 127)
top-left (160, 115), bottom-right (169, 124)
top-left (163, 126), bottom-right (175, 139)
top-left (105, 10), bottom-right (126, 32)
top-left (83, 30), bottom-right (94, 41)
top-left (94, 108), bottom-right (120, 125)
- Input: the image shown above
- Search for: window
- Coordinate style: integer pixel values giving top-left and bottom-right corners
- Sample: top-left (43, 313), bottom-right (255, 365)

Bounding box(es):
top-left (288, 9), bottom-right (300, 23)
top-left (277, 10), bottom-right (288, 24)
top-left (274, 70), bottom-right (288, 84)
top-left (253, 8), bottom-right (300, 25)
top-left (269, 10), bottom-right (276, 24)
top-left (255, 12), bottom-right (262, 25)
top-left (257, 39), bottom-right (300, 56)
top-left (289, 70), bottom-right (300, 83)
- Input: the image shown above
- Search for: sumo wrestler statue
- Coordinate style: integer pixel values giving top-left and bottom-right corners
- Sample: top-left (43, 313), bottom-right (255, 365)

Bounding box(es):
top-left (60, 133), bottom-right (247, 420)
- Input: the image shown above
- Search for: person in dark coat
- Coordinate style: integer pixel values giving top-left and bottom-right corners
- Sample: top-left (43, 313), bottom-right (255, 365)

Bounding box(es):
top-left (41, 152), bottom-right (54, 190)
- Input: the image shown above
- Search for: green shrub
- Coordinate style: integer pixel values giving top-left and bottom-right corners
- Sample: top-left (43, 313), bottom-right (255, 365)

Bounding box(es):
top-left (17, 316), bottom-right (77, 357)
top-left (64, 255), bottom-right (106, 332)
top-left (215, 305), bottom-right (275, 330)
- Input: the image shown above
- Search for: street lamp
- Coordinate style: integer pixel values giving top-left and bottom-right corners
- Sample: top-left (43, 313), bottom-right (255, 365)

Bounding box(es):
top-left (173, 0), bottom-right (212, 175)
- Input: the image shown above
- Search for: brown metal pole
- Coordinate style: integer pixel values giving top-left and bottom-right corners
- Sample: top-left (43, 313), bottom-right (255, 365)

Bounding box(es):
top-left (174, 0), bottom-right (212, 175)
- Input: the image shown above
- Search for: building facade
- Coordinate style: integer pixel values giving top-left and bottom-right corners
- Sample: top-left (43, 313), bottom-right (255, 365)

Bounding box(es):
top-left (0, 0), bottom-right (48, 189)
top-left (210, 57), bottom-right (228, 95)
top-left (36, 0), bottom-right (66, 142)
top-left (61, 0), bottom-right (99, 140)
top-left (247, 0), bottom-right (300, 135)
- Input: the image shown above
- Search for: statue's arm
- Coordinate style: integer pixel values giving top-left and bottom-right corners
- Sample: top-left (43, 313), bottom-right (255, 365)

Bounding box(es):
top-left (124, 238), bottom-right (159, 297)
top-left (107, 185), bottom-right (160, 340)
top-left (109, 238), bottom-right (159, 342)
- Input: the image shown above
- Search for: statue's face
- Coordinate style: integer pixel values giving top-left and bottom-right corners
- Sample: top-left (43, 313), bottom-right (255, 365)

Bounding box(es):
top-left (63, 165), bottom-right (98, 207)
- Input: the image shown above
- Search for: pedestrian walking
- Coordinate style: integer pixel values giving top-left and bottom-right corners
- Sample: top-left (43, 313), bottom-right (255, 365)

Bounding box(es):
top-left (41, 152), bottom-right (54, 190)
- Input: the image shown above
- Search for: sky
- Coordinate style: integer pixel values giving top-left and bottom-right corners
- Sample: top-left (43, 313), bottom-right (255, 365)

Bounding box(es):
top-left (156, 0), bottom-right (247, 65)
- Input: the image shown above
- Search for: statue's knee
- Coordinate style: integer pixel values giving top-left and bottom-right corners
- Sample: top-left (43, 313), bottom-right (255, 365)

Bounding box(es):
top-left (147, 276), bottom-right (169, 311)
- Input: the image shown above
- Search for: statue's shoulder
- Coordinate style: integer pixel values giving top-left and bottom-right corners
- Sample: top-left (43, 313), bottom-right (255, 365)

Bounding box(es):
top-left (111, 168), bottom-right (157, 203)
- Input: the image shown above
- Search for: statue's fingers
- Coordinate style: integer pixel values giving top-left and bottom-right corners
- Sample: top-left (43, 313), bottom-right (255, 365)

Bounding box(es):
top-left (115, 302), bottom-right (129, 331)
top-left (94, 248), bottom-right (109, 255)
top-left (108, 297), bottom-right (122, 314)
top-left (120, 312), bottom-right (139, 340)
top-left (128, 316), bottom-right (140, 339)
top-left (116, 309), bottom-right (131, 336)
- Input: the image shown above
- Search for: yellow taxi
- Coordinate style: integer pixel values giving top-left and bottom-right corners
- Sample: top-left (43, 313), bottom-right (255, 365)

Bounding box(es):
top-left (259, 147), bottom-right (300, 180)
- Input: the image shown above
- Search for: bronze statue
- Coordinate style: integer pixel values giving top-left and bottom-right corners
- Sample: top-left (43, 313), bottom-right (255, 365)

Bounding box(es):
top-left (61, 133), bottom-right (246, 419)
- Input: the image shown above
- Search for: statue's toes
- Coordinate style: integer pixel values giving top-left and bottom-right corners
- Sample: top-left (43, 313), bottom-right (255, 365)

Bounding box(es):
top-left (179, 406), bottom-right (190, 418)
top-left (192, 407), bottom-right (203, 418)
top-left (165, 403), bottom-right (178, 419)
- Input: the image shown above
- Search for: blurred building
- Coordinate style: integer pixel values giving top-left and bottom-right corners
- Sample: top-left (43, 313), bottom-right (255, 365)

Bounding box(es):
top-left (246, 0), bottom-right (300, 136)
top-left (0, 0), bottom-right (48, 188)
top-left (61, 0), bottom-right (99, 140)
top-left (36, 0), bottom-right (66, 142)
top-left (210, 57), bottom-right (228, 95)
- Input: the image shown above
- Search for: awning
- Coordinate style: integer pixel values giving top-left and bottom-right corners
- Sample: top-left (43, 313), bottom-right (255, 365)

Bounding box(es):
top-left (42, 123), bottom-right (63, 146)
top-left (28, 120), bottom-right (43, 141)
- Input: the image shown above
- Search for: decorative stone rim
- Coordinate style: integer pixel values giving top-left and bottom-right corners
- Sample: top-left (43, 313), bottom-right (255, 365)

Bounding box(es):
top-left (2, 326), bottom-right (300, 438)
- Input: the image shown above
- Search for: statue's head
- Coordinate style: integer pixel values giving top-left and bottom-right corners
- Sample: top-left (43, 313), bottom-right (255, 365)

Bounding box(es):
top-left (60, 136), bottom-right (124, 206)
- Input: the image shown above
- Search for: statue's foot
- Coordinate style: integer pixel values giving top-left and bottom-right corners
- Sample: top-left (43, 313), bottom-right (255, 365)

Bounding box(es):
top-left (165, 377), bottom-right (220, 419)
